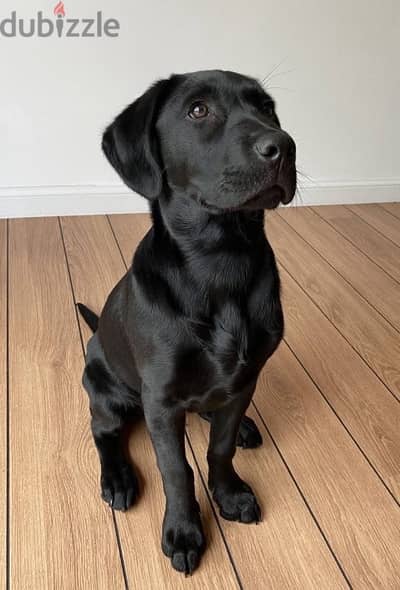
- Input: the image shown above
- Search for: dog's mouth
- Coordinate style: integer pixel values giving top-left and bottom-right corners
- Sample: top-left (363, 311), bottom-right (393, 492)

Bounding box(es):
top-left (198, 164), bottom-right (297, 213)
top-left (242, 185), bottom-right (290, 210)
top-left (198, 182), bottom-right (295, 214)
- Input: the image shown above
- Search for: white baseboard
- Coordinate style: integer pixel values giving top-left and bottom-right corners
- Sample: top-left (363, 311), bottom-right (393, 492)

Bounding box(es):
top-left (0, 185), bottom-right (149, 219)
top-left (293, 179), bottom-right (400, 207)
top-left (0, 180), bottom-right (399, 219)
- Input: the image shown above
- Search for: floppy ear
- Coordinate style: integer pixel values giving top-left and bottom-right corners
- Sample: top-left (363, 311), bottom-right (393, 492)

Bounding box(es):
top-left (102, 79), bottom-right (171, 199)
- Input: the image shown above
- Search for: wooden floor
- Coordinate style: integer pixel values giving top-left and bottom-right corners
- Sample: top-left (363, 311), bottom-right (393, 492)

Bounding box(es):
top-left (2, 203), bottom-right (400, 589)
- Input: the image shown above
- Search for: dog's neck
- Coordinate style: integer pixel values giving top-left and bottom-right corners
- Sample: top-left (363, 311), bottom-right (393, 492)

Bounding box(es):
top-left (151, 194), bottom-right (266, 255)
top-left (147, 195), bottom-right (272, 307)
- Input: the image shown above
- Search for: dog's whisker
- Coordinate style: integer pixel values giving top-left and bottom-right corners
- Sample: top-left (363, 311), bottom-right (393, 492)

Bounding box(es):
top-left (296, 168), bottom-right (315, 185)
top-left (261, 58), bottom-right (290, 86)
top-left (292, 185), bottom-right (305, 208)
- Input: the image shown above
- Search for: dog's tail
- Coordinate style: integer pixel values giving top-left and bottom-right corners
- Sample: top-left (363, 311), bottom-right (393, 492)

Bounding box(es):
top-left (77, 303), bottom-right (99, 333)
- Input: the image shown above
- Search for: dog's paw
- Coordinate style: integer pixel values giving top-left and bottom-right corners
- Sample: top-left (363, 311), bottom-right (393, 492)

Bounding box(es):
top-left (162, 510), bottom-right (206, 575)
top-left (100, 463), bottom-right (138, 511)
top-left (213, 480), bottom-right (261, 524)
top-left (237, 415), bottom-right (263, 449)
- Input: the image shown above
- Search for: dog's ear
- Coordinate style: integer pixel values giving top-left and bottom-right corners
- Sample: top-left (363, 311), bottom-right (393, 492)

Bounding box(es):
top-left (102, 79), bottom-right (171, 199)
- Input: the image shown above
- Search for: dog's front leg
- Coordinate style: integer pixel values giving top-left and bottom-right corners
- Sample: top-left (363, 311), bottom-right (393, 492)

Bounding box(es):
top-left (207, 384), bottom-right (261, 523)
top-left (143, 395), bottom-right (205, 575)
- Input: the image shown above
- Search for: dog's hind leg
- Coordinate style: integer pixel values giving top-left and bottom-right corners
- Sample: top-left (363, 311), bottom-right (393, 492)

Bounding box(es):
top-left (199, 412), bottom-right (262, 449)
top-left (83, 361), bottom-right (139, 511)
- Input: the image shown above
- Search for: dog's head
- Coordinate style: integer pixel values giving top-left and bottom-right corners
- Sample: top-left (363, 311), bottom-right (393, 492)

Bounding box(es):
top-left (102, 70), bottom-right (296, 212)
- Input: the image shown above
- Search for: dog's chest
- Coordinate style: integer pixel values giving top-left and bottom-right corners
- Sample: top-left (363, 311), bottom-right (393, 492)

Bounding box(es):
top-left (168, 298), bottom-right (281, 411)
top-left (205, 301), bottom-right (251, 369)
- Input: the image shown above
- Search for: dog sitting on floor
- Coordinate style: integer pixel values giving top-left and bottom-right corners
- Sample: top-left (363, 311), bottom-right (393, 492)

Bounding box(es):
top-left (78, 69), bottom-right (296, 575)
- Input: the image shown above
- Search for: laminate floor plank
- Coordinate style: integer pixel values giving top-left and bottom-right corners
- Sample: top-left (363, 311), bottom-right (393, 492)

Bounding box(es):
top-left (253, 341), bottom-right (400, 589)
top-left (279, 265), bottom-right (400, 500)
top-left (0, 221), bottom-right (7, 590)
top-left (381, 203), bottom-right (400, 219)
top-left (348, 204), bottom-right (400, 247)
top-left (8, 218), bottom-right (124, 589)
top-left (277, 206), bottom-right (400, 332)
top-left (315, 205), bottom-right (400, 283)
top-left (269, 210), bottom-right (400, 399)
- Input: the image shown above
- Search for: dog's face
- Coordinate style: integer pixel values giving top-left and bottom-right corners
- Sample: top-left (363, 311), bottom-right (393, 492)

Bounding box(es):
top-left (103, 70), bottom-right (296, 212)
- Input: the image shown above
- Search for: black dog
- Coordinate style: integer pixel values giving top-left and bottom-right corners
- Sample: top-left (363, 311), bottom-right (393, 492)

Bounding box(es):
top-left (78, 70), bottom-right (296, 575)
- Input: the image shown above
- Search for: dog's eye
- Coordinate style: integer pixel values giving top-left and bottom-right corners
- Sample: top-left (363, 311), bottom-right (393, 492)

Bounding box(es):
top-left (261, 100), bottom-right (275, 116)
top-left (188, 102), bottom-right (209, 119)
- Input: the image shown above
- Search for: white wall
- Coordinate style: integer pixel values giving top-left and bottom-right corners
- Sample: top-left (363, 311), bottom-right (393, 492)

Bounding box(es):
top-left (1, 0), bottom-right (399, 217)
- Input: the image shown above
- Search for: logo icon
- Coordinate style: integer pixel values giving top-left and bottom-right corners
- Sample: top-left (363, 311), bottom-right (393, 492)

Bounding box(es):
top-left (53, 2), bottom-right (65, 36)
top-left (0, 3), bottom-right (120, 38)
top-left (53, 2), bottom-right (66, 17)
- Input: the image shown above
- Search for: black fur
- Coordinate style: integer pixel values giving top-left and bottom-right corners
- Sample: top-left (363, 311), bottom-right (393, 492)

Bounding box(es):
top-left (80, 70), bottom-right (296, 575)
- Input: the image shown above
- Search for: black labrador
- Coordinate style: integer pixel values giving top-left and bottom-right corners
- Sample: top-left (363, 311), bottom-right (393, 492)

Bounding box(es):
top-left (78, 70), bottom-right (296, 575)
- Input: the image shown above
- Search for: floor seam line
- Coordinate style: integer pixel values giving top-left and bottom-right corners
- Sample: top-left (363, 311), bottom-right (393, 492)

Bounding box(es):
top-left (276, 253), bottom-right (400, 406)
top-left (185, 434), bottom-right (244, 590)
top-left (106, 215), bottom-right (130, 268)
top-left (318, 206), bottom-right (400, 286)
top-left (277, 208), bottom-right (400, 336)
top-left (273, 213), bottom-right (400, 403)
top-left (251, 400), bottom-right (353, 590)
top-left (57, 217), bottom-right (129, 590)
top-left (283, 338), bottom-right (400, 508)
top-left (378, 204), bottom-right (400, 222)
top-left (345, 205), bottom-right (400, 250)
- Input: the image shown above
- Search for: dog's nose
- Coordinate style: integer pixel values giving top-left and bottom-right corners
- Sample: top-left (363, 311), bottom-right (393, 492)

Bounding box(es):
top-left (254, 133), bottom-right (296, 164)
